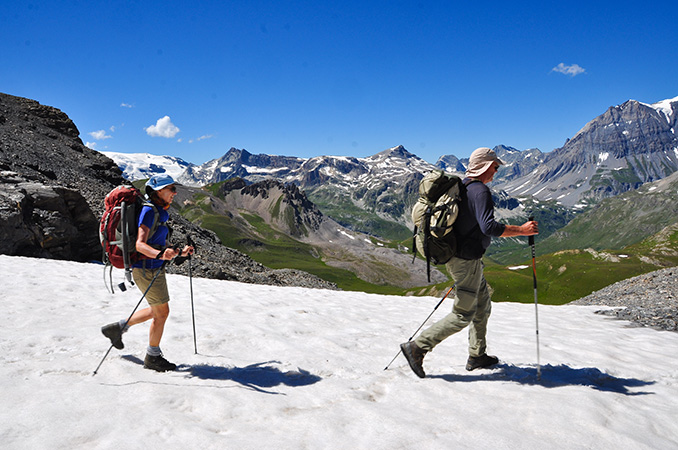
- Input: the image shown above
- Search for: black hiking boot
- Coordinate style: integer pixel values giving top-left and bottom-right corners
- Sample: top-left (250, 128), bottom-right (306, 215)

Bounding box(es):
top-left (101, 322), bottom-right (124, 350)
top-left (466, 354), bottom-right (499, 371)
top-left (144, 354), bottom-right (177, 372)
top-left (400, 341), bottom-right (427, 378)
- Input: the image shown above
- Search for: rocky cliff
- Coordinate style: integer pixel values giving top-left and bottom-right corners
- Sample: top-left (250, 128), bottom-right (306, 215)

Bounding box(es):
top-left (0, 93), bottom-right (121, 260)
top-left (497, 98), bottom-right (678, 206)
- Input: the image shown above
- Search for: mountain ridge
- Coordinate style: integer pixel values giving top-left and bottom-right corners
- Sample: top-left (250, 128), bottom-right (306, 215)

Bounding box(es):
top-left (496, 97), bottom-right (678, 207)
top-left (106, 96), bottom-right (678, 243)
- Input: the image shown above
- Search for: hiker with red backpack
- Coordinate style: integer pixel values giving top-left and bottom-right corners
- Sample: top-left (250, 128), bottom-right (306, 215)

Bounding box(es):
top-left (101, 174), bottom-right (193, 372)
top-left (400, 148), bottom-right (538, 378)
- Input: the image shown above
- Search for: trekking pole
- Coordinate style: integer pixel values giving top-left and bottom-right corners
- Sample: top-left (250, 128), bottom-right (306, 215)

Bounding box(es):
top-left (384, 284), bottom-right (455, 371)
top-left (187, 235), bottom-right (197, 354)
top-left (93, 260), bottom-right (168, 376)
top-left (528, 216), bottom-right (541, 380)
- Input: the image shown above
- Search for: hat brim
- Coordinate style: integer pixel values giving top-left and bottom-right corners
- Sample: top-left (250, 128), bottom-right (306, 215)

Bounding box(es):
top-left (149, 182), bottom-right (175, 191)
top-left (466, 160), bottom-right (498, 178)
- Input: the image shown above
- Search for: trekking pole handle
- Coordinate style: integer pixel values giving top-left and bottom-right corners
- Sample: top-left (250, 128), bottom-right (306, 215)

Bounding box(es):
top-left (528, 216), bottom-right (535, 246)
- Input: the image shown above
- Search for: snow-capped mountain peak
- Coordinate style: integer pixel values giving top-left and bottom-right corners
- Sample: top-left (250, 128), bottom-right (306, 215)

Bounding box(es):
top-left (642, 95), bottom-right (678, 123)
top-left (100, 151), bottom-right (194, 181)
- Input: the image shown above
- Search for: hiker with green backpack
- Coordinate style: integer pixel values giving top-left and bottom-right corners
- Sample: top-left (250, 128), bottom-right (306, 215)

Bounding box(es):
top-left (401, 147), bottom-right (538, 378)
top-left (101, 174), bottom-right (194, 372)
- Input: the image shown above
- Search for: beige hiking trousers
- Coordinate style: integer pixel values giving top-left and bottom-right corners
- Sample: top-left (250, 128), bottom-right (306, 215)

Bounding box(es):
top-left (414, 257), bottom-right (491, 357)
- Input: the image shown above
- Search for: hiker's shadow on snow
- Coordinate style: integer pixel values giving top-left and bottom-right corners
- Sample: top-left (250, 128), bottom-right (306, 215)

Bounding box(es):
top-left (184, 360), bottom-right (322, 394)
top-left (122, 356), bottom-right (321, 395)
top-left (431, 363), bottom-right (655, 395)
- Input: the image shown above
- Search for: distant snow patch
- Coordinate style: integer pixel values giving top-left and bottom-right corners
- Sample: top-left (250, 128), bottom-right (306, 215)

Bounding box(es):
top-left (338, 230), bottom-right (355, 240)
top-left (243, 165), bottom-right (289, 174)
top-left (646, 95), bottom-right (678, 122)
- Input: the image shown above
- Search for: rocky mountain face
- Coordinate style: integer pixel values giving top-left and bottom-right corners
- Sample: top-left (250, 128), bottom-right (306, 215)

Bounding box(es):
top-left (496, 97), bottom-right (678, 207)
top-left (0, 93), bottom-right (121, 261)
top-left (179, 148), bottom-right (304, 186)
top-left (434, 154), bottom-right (466, 172)
top-left (492, 145), bottom-right (545, 184)
top-left (222, 179), bottom-right (325, 238)
top-left (0, 92), bottom-right (334, 290)
top-left (303, 146), bottom-right (434, 230)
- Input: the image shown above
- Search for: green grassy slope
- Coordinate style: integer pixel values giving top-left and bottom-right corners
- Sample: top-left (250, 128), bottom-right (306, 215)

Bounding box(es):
top-left (177, 182), bottom-right (677, 303)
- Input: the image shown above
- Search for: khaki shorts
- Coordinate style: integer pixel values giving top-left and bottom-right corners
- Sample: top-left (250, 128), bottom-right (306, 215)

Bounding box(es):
top-left (132, 267), bottom-right (170, 306)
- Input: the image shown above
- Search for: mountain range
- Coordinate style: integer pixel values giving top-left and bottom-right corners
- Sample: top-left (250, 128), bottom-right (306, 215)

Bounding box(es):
top-left (112, 145), bottom-right (533, 240)
top-left (107, 96), bottom-right (678, 242)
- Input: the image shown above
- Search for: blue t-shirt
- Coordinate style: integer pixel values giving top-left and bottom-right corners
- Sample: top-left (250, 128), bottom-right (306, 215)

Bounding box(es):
top-left (132, 204), bottom-right (169, 269)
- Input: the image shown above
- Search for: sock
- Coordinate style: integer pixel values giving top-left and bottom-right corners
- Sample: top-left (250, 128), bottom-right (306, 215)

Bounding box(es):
top-left (118, 319), bottom-right (130, 333)
top-left (147, 345), bottom-right (162, 357)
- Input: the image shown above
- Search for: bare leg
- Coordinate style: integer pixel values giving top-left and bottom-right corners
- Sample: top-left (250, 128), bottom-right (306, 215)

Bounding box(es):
top-left (126, 307), bottom-right (153, 327)
top-left (148, 303), bottom-right (170, 347)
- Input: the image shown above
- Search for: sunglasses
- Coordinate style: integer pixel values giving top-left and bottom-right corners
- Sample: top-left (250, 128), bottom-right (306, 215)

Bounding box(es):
top-left (163, 185), bottom-right (177, 192)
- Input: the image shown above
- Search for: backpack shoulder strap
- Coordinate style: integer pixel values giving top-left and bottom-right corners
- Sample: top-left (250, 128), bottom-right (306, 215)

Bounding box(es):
top-left (142, 201), bottom-right (163, 231)
top-left (142, 201), bottom-right (172, 246)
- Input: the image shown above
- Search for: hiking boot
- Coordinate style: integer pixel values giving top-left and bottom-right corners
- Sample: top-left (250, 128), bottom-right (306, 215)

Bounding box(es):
top-left (101, 322), bottom-right (124, 350)
top-left (466, 354), bottom-right (499, 371)
top-left (144, 354), bottom-right (177, 372)
top-left (400, 341), bottom-right (427, 378)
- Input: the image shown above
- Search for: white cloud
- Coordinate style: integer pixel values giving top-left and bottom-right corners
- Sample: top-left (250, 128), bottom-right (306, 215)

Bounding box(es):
top-left (551, 63), bottom-right (586, 77)
top-left (88, 130), bottom-right (112, 140)
top-left (197, 134), bottom-right (214, 141)
top-left (85, 142), bottom-right (97, 149)
top-left (144, 116), bottom-right (180, 138)
top-left (189, 134), bottom-right (215, 143)
top-left (120, 103), bottom-right (134, 108)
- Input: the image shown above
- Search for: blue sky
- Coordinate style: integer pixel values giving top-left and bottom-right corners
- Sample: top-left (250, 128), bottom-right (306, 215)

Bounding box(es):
top-left (2, 1), bottom-right (676, 165)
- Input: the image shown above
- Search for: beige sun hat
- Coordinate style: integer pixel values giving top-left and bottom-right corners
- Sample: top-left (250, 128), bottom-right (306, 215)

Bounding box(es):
top-left (465, 147), bottom-right (504, 178)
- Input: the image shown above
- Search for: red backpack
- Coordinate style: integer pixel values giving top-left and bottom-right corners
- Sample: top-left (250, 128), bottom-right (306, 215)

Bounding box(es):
top-left (99, 185), bottom-right (160, 291)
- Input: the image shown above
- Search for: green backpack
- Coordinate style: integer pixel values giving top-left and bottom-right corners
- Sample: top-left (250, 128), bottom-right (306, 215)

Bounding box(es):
top-left (411, 169), bottom-right (462, 282)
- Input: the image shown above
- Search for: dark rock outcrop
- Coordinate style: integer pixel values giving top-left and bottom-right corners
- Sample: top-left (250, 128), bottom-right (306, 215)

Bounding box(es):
top-left (0, 93), bottom-right (122, 260)
top-left (0, 171), bottom-right (99, 260)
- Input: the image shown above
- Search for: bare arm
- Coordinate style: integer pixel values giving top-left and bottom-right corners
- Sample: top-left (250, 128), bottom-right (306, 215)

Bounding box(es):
top-left (500, 220), bottom-right (539, 237)
top-left (135, 225), bottom-right (165, 259)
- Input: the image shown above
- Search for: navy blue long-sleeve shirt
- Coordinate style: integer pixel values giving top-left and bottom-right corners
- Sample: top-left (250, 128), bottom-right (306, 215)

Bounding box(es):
top-left (453, 178), bottom-right (506, 259)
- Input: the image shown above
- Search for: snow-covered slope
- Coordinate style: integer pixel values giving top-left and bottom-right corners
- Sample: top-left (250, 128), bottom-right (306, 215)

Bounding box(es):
top-left (642, 95), bottom-right (678, 124)
top-left (1, 255), bottom-right (677, 449)
top-left (100, 151), bottom-right (194, 181)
